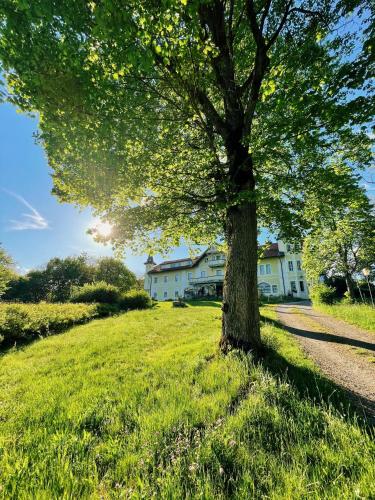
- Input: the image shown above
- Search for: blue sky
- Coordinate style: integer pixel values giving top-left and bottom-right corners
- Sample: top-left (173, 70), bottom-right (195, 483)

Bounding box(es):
top-left (0, 103), bottom-right (194, 276)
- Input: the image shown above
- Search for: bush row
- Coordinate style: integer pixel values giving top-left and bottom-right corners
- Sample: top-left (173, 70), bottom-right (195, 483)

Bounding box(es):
top-left (70, 282), bottom-right (152, 310)
top-left (0, 288), bottom-right (152, 346)
top-left (0, 302), bottom-right (98, 346)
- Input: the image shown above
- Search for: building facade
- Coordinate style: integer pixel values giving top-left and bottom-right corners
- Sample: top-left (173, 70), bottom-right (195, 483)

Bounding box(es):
top-left (144, 241), bottom-right (309, 301)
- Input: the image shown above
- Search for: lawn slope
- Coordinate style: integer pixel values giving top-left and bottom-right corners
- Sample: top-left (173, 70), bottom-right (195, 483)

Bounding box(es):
top-left (0, 302), bottom-right (373, 498)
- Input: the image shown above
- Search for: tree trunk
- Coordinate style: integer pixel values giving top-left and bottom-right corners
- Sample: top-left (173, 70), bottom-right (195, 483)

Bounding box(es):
top-left (221, 200), bottom-right (261, 352)
top-left (345, 274), bottom-right (356, 302)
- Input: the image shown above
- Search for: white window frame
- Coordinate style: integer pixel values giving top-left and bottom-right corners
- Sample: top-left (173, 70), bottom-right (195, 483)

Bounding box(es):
top-left (288, 261), bottom-right (294, 272)
top-left (272, 285), bottom-right (278, 294)
top-left (290, 281), bottom-right (297, 293)
top-left (164, 276), bottom-right (168, 283)
top-left (266, 264), bottom-right (271, 274)
top-left (154, 277), bottom-right (158, 283)
top-left (201, 271), bottom-right (206, 278)
top-left (297, 260), bottom-right (301, 271)
top-left (175, 274), bottom-right (178, 282)
top-left (164, 291), bottom-right (168, 298)
top-left (188, 272), bottom-right (193, 280)
top-left (259, 265), bottom-right (265, 275)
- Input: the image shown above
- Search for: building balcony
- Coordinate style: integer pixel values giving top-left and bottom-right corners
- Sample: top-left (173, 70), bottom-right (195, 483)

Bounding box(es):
top-left (208, 259), bottom-right (226, 268)
top-left (189, 275), bottom-right (224, 285)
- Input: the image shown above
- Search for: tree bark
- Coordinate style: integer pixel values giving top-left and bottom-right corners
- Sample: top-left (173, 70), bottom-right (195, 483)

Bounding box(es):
top-left (221, 200), bottom-right (262, 352)
top-left (345, 274), bottom-right (356, 302)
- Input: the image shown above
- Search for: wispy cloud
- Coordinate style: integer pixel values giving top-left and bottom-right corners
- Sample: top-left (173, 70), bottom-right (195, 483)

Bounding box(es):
top-left (3, 189), bottom-right (49, 231)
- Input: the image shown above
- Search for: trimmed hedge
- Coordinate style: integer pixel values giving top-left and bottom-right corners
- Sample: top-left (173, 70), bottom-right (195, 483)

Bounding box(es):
top-left (0, 302), bottom-right (98, 346)
top-left (70, 282), bottom-right (121, 304)
top-left (118, 290), bottom-right (152, 310)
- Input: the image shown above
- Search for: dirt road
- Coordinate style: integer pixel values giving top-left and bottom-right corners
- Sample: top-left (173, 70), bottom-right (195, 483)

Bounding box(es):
top-left (276, 302), bottom-right (375, 419)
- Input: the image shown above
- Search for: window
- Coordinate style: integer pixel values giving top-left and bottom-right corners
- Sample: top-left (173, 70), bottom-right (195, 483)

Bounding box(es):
top-left (272, 285), bottom-right (278, 294)
top-left (164, 291), bottom-right (168, 298)
top-left (290, 281), bottom-right (297, 293)
top-left (188, 272), bottom-right (193, 280)
top-left (286, 244), bottom-right (292, 252)
top-left (288, 261), bottom-right (294, 272)
top-left (153, 292), bottom-right (157, 299)
top-left (259, 265), bottom-right (265, 275)
top-left (266, 264), bottom-right (271, 274)
top-left (154, 277), bottom-right (158, 283)
top-left (216, 269), bottom-right (223, 276)
top-left (299, 281), bottom-right (305, 292)
top-left (175, 274), bottom-right (178, 282)
top-left (164, 276), bottom-right (168, 283)
top-left (216, 255), bottom-right (221, 260)
top-left (201, 271), bottom-right (206, 278)
top-left (297, 260), bottom-right (301, 271)
top-left (295, 242), bottom-right (301, 252)
top-left (258, 282), bottom-right (271, 295)
top-left (175, 290), bottom-right (179, 297)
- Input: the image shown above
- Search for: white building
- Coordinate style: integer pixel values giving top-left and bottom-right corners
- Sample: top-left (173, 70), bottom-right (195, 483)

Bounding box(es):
top-left (144, 240), bottom-right (309, 301)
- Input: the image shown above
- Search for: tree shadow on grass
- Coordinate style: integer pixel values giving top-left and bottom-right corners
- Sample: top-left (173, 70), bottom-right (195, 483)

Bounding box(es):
top-left (186, 300), bottom-right (222, 308)
top-left (259, 314), bottom-right (375, 429)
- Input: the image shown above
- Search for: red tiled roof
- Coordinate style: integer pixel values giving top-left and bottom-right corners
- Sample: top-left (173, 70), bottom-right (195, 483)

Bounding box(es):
top-left (260, 243), bottom-right (284, 259)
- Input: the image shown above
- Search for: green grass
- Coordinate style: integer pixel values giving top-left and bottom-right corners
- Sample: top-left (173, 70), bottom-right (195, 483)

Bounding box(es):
top-left (315, 303), bottom-right (375, 333)
top-left (0, 302), bottom-right (373, 498)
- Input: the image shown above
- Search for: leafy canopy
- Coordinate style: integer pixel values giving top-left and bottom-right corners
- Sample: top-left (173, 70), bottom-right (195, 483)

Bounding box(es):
top-left (303, 177), bottom-right (375, 284)
top-left (0, 245), bottom-right (15, 297)
top-left (0, 0), bottom-right (373, 252)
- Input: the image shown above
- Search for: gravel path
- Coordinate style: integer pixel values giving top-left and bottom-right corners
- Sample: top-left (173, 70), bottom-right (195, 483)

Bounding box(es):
top-left (276, 302), bottom-right (375, 419)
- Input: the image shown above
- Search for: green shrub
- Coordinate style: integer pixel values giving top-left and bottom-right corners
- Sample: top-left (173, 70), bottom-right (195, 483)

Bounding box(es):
top-left (0, 302), bottom-right (98, 346)
top-left (118, 289), bottom-right (152, 310)
top-left (70, 282), bottom-right (121, 304)
top-left (95, 303), bottom-right (120, 317)
top-left (310, 283), bottom-right (337, 305)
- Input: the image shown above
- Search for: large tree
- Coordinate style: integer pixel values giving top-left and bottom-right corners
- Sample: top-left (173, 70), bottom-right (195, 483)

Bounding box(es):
top-left (303, 181), bottom-right (375, 301)
top-left (0, 1), bottom-right (373, 350)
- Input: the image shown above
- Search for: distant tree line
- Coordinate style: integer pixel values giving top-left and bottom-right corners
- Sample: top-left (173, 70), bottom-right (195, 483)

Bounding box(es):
top-left (1, 254), bottom-right (139, 303)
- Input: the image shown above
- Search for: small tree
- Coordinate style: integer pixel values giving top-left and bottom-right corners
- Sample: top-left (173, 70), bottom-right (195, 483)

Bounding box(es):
top-left (0, 245), bottom-right (15, 298)
top-left (303, 187), bottom-right (375, 301)
top-left (94, 257), bottom-right (136, 292)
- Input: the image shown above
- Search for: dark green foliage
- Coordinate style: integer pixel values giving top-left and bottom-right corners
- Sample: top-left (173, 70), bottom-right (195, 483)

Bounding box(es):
top-left (118, 289), bottom-right (152, 310)
top-left (44, 256), bottom-right (94, 302)
top-left (94, 257), bottom-right (137, 292)
top-left (4, 255), bottom-right (136, 304)
top-left (70, 282), bottom-right (121, 304)
top-left (310, 283), bottom-right (337, 305)
top-left (3, 271), bottom-right (50, 303)
top-left (94, 303), bottom-right (120, 318)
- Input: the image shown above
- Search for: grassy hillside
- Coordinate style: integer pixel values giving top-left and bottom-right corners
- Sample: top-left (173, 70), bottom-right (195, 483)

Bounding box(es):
top-left (315, 303), bottom-right (375, 333)
top-left (0, 302), bottom-right (373, 498)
